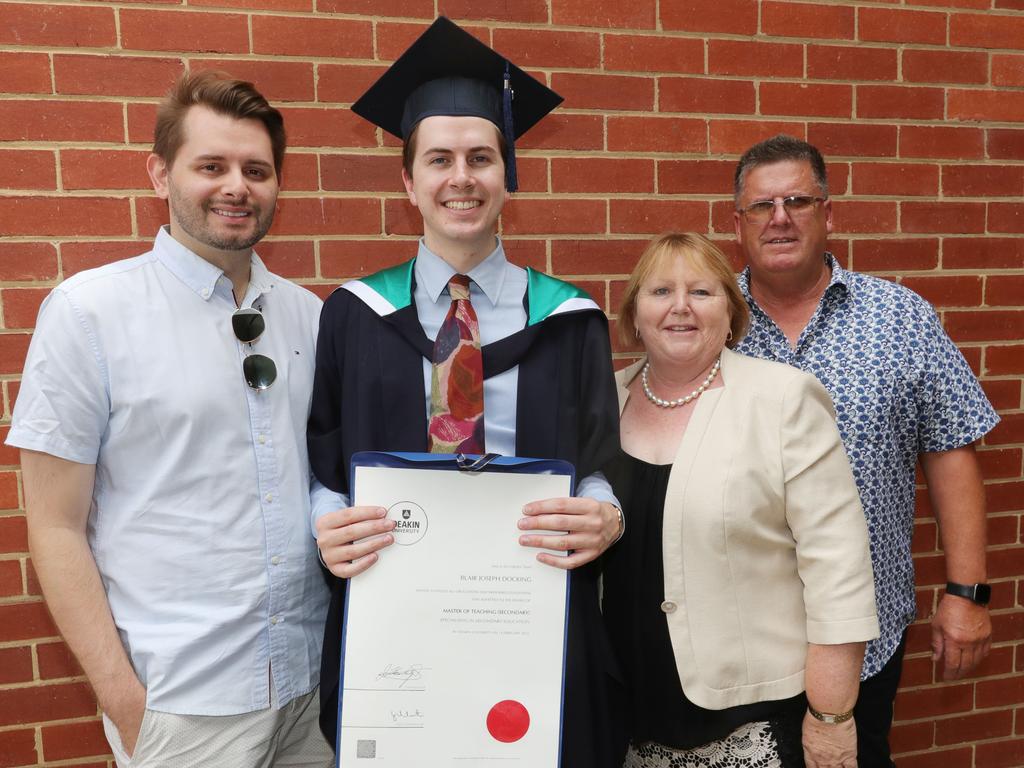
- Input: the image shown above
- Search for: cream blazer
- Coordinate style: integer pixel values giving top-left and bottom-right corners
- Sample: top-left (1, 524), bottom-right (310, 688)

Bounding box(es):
top-left (615, 348), bottom-right (879, 710)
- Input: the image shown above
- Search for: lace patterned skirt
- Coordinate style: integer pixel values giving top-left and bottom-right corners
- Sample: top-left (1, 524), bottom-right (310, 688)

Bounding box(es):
top-left (623, 721), bottom-right (784, 768)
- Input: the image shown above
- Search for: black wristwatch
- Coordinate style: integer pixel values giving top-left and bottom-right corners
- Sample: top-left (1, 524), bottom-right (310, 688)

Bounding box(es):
top-left (945, 581), bottom-right (991, 606)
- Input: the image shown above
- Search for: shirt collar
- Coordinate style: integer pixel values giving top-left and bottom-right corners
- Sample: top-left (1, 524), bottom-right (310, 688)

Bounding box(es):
top-left (738, 252), bottom-right (849, 304)
top-left (153, 226), bottom-right (274, 303)
top-left (415, 238), bottom-right (507, 307)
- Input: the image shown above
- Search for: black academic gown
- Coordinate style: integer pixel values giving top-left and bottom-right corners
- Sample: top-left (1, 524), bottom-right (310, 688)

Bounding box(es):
top-left (308, 279), bottom-right (627, 768)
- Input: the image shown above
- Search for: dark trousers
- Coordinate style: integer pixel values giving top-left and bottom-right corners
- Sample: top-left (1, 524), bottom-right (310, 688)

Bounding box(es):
top-left (854, 632), bottom-right (907, 768)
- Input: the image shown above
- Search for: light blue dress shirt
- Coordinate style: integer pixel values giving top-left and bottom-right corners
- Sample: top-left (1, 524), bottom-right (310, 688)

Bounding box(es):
top-left (8, 227), bottom-right (342, 715)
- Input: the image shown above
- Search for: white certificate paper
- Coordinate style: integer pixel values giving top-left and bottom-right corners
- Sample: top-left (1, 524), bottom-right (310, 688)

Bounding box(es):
top-left (337, 462), bottom-right (571, 767)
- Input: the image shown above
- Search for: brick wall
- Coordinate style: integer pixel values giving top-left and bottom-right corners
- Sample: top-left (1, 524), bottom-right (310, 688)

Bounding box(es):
top-left (1, 1), bottom-right (1022, 765)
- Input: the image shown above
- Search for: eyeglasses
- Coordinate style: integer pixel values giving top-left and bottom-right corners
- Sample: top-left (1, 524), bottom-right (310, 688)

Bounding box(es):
top-left (736, 195), bottom-right (826, 223)
top-left (232, 307), bottom-right (277, 390)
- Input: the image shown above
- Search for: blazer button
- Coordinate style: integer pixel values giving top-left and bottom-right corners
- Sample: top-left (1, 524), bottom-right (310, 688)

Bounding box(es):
top-left (660, 600), bottom-right (677, 613)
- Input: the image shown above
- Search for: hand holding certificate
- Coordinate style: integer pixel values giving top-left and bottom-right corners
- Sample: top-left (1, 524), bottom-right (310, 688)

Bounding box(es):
top-left (336, 454), bottom-right (573, 767)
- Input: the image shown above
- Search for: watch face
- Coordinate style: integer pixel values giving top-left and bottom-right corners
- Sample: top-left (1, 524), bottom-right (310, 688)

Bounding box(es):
top-left (975, 583), bottom-right (992, 605)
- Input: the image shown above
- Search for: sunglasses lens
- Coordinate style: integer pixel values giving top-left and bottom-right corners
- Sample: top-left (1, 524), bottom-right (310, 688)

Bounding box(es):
top-left (232, 308), bottom-right (265, 344)
top-left (243, 354), bottom-right (277, 390)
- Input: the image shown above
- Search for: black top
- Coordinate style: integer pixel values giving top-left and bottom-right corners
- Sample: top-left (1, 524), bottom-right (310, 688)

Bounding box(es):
top-left (602, 452), bottom-right (806, 751)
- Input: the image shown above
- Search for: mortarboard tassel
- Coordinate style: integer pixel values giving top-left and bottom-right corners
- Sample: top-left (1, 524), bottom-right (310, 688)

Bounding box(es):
top-left (502, 61), bottom-right (518, 193)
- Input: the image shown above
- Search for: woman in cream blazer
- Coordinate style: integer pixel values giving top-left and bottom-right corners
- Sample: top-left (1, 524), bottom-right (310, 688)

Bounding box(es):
top-left (602, 233), bottom-right (878, 768)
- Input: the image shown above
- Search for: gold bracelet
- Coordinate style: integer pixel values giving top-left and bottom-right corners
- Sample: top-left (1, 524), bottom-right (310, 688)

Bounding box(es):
top-left (808, 704), bottom-right (854, 724)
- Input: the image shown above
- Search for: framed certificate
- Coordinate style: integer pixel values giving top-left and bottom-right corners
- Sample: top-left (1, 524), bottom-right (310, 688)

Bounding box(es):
top-left (336, 452), bottom-right (573, 767)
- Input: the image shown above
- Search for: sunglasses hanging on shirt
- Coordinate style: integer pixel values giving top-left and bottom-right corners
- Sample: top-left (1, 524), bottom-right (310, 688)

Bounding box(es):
top-left (231, 307), bottom-right (277, 391)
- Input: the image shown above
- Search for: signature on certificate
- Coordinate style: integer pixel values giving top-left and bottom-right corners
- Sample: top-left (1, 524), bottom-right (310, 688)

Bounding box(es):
top-left (376, 663), bottom-right (431, 688)
top-left (390, 708), bottom-right (424, 723)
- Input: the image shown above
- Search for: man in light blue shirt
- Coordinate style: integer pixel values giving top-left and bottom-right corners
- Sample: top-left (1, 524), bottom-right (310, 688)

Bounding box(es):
top-left (8, 72), bottom-right (340, 767)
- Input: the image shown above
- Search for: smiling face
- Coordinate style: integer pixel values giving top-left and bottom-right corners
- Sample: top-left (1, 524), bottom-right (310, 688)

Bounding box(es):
top-left (147, 105), bottom-right (279, 263)
top-left (635, 254), bottom-right (732, 372)
top-left (402, 114), bottom-right (508, 269)
top-left (733, 159), bottom-right (832, 281)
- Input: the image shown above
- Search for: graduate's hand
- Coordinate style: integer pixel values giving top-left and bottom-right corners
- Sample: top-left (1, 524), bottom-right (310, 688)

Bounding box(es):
top-left (518, 498), bottom-right (621, 569)
top-left (316, 506), bottom-right (395, 579)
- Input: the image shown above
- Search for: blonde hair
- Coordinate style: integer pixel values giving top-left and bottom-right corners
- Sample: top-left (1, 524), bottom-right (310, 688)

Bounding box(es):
top-left (618, 232), bottom-right (749, 349)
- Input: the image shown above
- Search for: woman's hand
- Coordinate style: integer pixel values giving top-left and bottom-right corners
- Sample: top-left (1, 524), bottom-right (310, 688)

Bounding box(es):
top-left (802, 710), bottom-right (857, 768)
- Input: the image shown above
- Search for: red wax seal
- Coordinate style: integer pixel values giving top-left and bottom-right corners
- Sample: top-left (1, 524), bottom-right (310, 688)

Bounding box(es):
top-left (486, 699), bottom-right (530, 743)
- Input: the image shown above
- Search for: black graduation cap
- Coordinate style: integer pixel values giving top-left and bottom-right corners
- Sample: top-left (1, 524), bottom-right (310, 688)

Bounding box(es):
top-left (351, 16), bottom-right (563, 192)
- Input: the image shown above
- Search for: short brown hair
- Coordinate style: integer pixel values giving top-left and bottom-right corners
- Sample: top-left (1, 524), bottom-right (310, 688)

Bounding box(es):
top-left (734, 134), bottom-right (828, 204)
top-left (153, 70), bottom-right (286, 175)
top-left (618, 232), bottom-right (749, 349)
top-left (401, 120), bottom-right (508, 186)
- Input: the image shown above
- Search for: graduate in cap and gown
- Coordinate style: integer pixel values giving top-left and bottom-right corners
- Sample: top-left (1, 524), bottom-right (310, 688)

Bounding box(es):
top-left (307, 16), bottom-right (627, 767)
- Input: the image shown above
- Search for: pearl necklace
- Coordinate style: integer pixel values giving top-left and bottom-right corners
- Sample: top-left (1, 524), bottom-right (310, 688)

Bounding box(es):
top-left (641, 357), bottom-right (721, 408)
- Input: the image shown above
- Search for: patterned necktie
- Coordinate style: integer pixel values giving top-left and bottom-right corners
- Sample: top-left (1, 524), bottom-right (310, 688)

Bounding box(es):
top-left (428, 274), bottom-right (485, 454)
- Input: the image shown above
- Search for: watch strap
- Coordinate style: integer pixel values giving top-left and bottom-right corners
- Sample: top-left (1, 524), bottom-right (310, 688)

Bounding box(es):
top-left (945, 581), bottom-right (991, 606)
top-left (808, 704), bottom-right (854, 725)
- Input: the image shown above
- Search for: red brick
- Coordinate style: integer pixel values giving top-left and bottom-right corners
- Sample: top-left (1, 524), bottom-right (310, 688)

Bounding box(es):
top-left (6, 381), bottom-right (20, 418)
top-left (996, 0), bottom-right (1024, 8)
top-left (127, 102), bottom-right (158, 144)
top-left (0, 197), bottom-right (133, 238)
top-left (976, 737), bottom-right (1024, 768)
top-left (1, 51), bottom-right (51, 94)
top-left (660, 0), bottom-right (757, 34)
top-left (270, 197), bottom-right (380, 236)
top-left (604, 35), bottom-right (703, 74)
top-left (991, 609), bottom-right (1024, 641)
top-left (857, 86), bottom-right (945, 121)
top-left (120, 9), bottom-right (248, 53)
top-left (989, 413), bottom-right (1024, 448)
top-left (0, 471), bottom-right (19, 509)
top-left (990, 203), bottom-right (1024, 233)
top-left (951, 12), bottom-right (1024, 50)
top-left (807, 44), bottom-right (897, 82)
top-left (0, 646), bottom-right (32, 685)
top-left (551, 240), bottom-right (648, 275)
top-left (255, 241), bottom-right (315, 280)
top-left (0, 601), bottom-right (58, 643)
top-left (889, 720), bottom-right (934, 753)
top-left (0, 559), bottom-right (22, 597)
top-left (709, 40), bottom-right (803, 78)
top-left (943, 165), bottom-right (1024, 198)
top-left (609, 199), bottom-right (708, 235)
top-left (988, 275), bottom-right (1024, 307)
top-left (0, 3), bottom-right (116, 47)
top-left (808, 123), bottom-right (897, 158)
top-left (54, 55), bottom-right (181, 98)
top-left (551, 73), bottom-right (654, 111)
top-left (41, 719), bottom-right (110, 762)
top-left (503, 199), bottom-right (606, 236)
top-left (321, 154), bottom-right (402, 193)
top-left (377, 198), bottom-right (418, 237)
top-left (945, 237), bottom-right (1024, 270)
top-left (0, 150), bottom-right (56, 191)
top-left (252, 15), bottom-right (372, 58)
top-left (62, 241), bottom-right (146, 277)
top-left (986, 344), bottom-right (1024, 375)
top-left (949, 89), bottom-right (1024, 123)
top-left (321, 0), bottom-right (432, 15)
top-left (552, 159), bottom-right (654, 194)
top-left (439, 0), bottom-right (546, 22)
top-left (902, 202), bottom-right (985, 234)
top-left (490, 29), bottom-right (600, 70)
top-left (899, 276), bottom-right (982, 308)
top-left (661, 78), bottom-right (754, 115)
top-left (893, 746), bottom-right (972, 768)
top-left (321, 240), bottom-right (414, 279)
top-left (658, 160), bottom-right (734, 195)
top-left (279, 153), bottom-right (318, 192)
top-left (60, 150), bottom-right (151, 191)
top-left (893, 682), bottom-right (974, 720)
top-left (859, 7), bottom-right (948, 45)
top-left (903, 49), bottom-right (989, 85)
top-left (853, 239), bottom-right (938, 272)
top-left (980, 379), bottom-right (1020, 411)
top-left (188, 0), bottom-right (310, 8)
top-left (0, 681), bottom-right (96, 727)
top-left (516, 115), bottom-right (605, 152)
top-left (0, 101), bottom-right (122, 143)
top-left (989, 129), bottom-right (1024, 162)
top-left (0, 728), bottom-right (37, 767)
top-left (279, 107), bottom-right (377, 149)
top-left (552, 0), bottom-right (656, 28)
top-left (761, 83), bottom-right (852, 119)
top-left (711, 121), bottom-right (806, 155)
top-left (852, 162), bottom-right (939, 197)
top-left (0, 515), bottom-right (27, 554)
top-left (0, 427), bottom-right (19, 466)
top-left (945, 310), bottom-right (1024, 343)
top-left (762, 1), bottom-right (854, 39)
top-left (317, 64), bottom-right (387, 105)
top-left (37, 641), bottom-right (84, 680)
top-left (190, 59), bottom-right (315, 103)
top-left (900, 126), bottom-right (985, 160)
top-left (374, 21), bottom-right (441, 61)
top-left (993, 54), bottom-right (1024, 87)
top-left (2, 288), bottom-right (48, 330)
top-left (608, 117), bottom-right (705, 153)
top-left (502, 240), bottom-right (547, 272)
top-left (830, 200), bottom-right (897, 233)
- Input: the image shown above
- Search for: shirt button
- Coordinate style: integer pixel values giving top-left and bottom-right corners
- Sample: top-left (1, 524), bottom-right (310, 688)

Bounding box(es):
top-left (200, 288), bottom-right (209, 299)
top-left (660, 600), bottom-right (677, 614)
top-left (270, 615), bottom-right (280, 625)
top-left (258, 434), bottom-right (266, 445)
top-left (271, 555), bottom-right (281, 565)
top-left (265, 493), bottom-right (273, 503)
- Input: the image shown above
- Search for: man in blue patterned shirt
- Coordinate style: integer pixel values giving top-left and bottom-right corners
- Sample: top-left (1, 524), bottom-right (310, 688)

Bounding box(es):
top-left (730, 135), bottom-right (999, 768)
